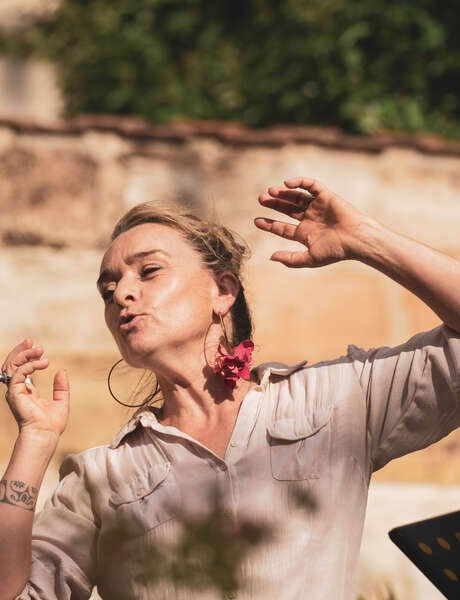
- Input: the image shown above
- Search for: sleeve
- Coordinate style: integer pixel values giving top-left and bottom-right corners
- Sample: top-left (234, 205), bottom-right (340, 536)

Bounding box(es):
top-left (347, 324), bottom-right (460, 472)
top-left (15, 453), bottom-right (98, 600)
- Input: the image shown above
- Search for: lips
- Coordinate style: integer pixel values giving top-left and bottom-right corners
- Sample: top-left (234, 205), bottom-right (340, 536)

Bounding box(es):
top-left (119, 313), bottom-right (144, 330)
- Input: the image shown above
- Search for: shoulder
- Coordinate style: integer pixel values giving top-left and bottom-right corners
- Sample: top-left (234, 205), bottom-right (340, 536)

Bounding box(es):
top-left (346, 324), bottom-right (460, 362)
top-left (59, 429), bottom-right (153, 482)
top-left (259, 355), bottom-right (362, 433)
top-left (252, 356), bottom-right (353, 386)
top-left (59, 444), bottom-right (110, 480)
top-left (59, 406), bottom-right (161, 480)
top-left (58, 416), bottom-right (170, 507)
top-left (256, 353), bottom-right (358, 396)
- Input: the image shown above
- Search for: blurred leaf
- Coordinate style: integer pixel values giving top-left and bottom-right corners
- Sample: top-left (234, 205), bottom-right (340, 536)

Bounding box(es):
top-left (103, 485), bottom-right (277, 596)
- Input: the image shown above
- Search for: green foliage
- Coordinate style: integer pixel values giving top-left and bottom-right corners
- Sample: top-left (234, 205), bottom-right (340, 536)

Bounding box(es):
top-left (133, 489), bottom-right (274, 596)
top-left (1, 0), bottom-right (460, 137)
top-left (101, 482), bottom-right (316, 597)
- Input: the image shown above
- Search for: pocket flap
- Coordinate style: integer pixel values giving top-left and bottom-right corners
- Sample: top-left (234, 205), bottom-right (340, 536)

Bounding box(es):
top-left (267, 410), bottom-right (331, 441)
top-left (110, 460), bottom-right (171, 506)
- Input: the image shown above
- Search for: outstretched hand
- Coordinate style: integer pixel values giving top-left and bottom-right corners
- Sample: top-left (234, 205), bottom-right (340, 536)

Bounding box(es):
top-left (254, 177), bottom-right (367, 268)
top-left (2, 339), bottom-right (70, 440)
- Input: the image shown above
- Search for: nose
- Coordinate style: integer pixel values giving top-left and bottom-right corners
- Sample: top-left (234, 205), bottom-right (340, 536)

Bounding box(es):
top-left (112, 274), bottom-right (139, 306)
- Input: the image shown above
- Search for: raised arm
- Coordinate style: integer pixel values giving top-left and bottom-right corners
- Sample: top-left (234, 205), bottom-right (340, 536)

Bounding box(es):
top-left (0, 340), bottom-right (69, 600)
top-left (254, 177), bottom-right (460, 333)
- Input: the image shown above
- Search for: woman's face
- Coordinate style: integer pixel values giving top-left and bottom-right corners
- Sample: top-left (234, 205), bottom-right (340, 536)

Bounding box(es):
top-left (98, 223), bottom-right (219, 369)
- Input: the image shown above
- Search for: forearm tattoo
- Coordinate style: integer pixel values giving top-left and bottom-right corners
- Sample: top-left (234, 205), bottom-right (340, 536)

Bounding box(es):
top-left (0, 479), bottom-right (37, 511)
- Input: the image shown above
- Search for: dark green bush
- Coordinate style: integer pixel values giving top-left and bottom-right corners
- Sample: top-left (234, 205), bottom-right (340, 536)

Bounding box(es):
top-left (1, 0), bottom-right (459, 137)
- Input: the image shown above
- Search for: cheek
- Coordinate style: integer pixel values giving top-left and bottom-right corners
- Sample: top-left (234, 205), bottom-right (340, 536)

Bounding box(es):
top-left (160, 275), bottom-right (213, 326)
top-left (104, 305), bottom-right (118, 335)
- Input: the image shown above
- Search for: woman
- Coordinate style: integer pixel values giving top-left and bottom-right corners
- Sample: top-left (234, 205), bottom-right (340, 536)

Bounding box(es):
top-left (1, 177), bottom-right (460, 599)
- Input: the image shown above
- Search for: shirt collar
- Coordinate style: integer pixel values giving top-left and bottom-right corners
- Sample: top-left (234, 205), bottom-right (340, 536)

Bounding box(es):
top-left (250, 360), bottom-right (307, 386)
top-left (109, 359), bottom-right (307, 449)
top-left (109, 406), bottom-right (158, 449)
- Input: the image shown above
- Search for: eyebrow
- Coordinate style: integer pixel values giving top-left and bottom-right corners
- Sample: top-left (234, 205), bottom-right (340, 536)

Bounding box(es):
top-left (97, 249), bottom-right (170, 289)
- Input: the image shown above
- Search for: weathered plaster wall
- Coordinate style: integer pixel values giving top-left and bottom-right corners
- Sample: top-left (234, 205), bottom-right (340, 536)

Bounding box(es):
top-left (1, 117), bottom-right (460, 599)
top-left (1, 118), bottom-right (460, 437)
top-left (1, 118), bottom-right (460, 359)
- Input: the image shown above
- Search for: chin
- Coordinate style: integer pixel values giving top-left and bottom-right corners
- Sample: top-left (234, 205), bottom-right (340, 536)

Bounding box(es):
top-left (122, 355), bottom-right (150, 369)
top-left (117, 338), bottom-right (159, 370)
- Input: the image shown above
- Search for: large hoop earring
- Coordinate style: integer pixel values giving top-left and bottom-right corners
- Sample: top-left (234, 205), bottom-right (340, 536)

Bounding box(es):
top-left (107, 358), bottom-right (161, 408)
top-left (202, 313), bottom-right (231, 370)
top-left (219, 313), bottom-right (232, 352)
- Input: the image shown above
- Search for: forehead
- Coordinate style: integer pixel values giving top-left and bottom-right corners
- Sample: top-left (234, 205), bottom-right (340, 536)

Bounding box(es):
top-left (100, 223), bottom-right (197, 271)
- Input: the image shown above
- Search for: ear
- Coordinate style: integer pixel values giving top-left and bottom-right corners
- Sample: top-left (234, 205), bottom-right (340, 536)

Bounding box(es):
top-left (212, 271), bottom-right (240, 316)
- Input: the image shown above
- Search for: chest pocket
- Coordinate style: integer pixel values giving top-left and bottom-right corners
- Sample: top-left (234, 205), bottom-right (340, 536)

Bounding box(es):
top-left (109, 460), bottom-right (179, 538)
top-left (267, 401), bottom-right (332, 481)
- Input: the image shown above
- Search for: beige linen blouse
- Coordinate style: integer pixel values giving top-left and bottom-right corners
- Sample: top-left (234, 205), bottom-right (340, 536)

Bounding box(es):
top-left (17, 325), bottom-right (460, 600)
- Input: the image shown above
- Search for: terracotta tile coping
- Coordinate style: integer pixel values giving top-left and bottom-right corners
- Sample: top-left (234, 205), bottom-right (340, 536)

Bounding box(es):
top-left (1, 114), bottom-right (460, 156)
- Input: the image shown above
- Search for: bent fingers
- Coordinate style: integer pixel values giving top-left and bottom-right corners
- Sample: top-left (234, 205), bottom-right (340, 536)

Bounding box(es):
top-left (254, 217), bottom-right (297, 240)
top-left (9, 359), bottom-right (49, 389)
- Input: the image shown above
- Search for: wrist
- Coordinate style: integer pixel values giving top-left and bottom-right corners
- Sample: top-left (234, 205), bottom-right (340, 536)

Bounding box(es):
top-left (343, 216), bottom-right (390, 264)
top-left (5, 430), bottom-right (59, 491)
top-left (16, 429), bottom-right (59, 454)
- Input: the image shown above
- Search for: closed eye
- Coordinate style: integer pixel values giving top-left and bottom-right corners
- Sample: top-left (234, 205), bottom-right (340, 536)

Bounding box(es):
top-left (99, 266), bottom-right (161, 302)
top-left (101, 289), bottom-right (114, 302)
top-left (141, 266), bottom-right (161, 277)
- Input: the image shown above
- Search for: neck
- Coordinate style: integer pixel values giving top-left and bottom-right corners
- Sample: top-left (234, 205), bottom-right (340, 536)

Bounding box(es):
top-left (135, 323), bottom-right (255, 427)
top-left (156, 365), bottom-right (255, 427)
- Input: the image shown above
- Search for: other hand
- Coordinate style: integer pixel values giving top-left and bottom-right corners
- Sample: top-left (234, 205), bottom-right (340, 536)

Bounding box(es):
top-left (255, 177), bottom-right (368, 268)
top-left (2, 340), bottom-right (70, 440)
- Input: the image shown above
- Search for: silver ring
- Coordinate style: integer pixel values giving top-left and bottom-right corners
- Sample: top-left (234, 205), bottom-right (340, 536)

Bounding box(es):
top-left (303, 193), bottom-right (316, 210)
top-left (0, 372), bottom-right (33, 386)
top-left (0, 372), bottom-right (11, 385)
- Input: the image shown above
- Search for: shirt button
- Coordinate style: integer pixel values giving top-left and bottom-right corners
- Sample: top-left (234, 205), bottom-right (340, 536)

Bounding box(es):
top-left (224, 592), bottom-right (237, 599)
top-left (137, 488), bottom-right (145, 497)
top-left (219, 463), bottom-right (228, 471)
top-left (230, 440), bottom-right (239, 447)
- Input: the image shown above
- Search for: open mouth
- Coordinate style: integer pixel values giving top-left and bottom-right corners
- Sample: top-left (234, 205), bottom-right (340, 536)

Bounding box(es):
top-left (119, 313), bottom-right (141, 329)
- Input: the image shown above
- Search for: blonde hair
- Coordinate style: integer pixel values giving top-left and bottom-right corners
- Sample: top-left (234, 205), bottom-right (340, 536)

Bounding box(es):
top-left (111, 202), bottom-right (253, 346)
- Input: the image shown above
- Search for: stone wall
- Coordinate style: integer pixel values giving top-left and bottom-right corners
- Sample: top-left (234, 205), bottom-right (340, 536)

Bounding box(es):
top-left (2, 116), bottom-right (460, 357)
top-left (1, 116), bottom-right (460, 599)
top-left (1, 115), bottom-right (460, 476)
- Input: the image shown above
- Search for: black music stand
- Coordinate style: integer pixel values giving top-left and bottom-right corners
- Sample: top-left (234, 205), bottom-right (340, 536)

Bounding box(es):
top-left (389, 510), bottom-right (460, 599)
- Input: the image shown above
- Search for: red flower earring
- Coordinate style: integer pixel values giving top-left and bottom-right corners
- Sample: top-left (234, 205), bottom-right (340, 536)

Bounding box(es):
top-left (213, 314), bottom-right (254, 390)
